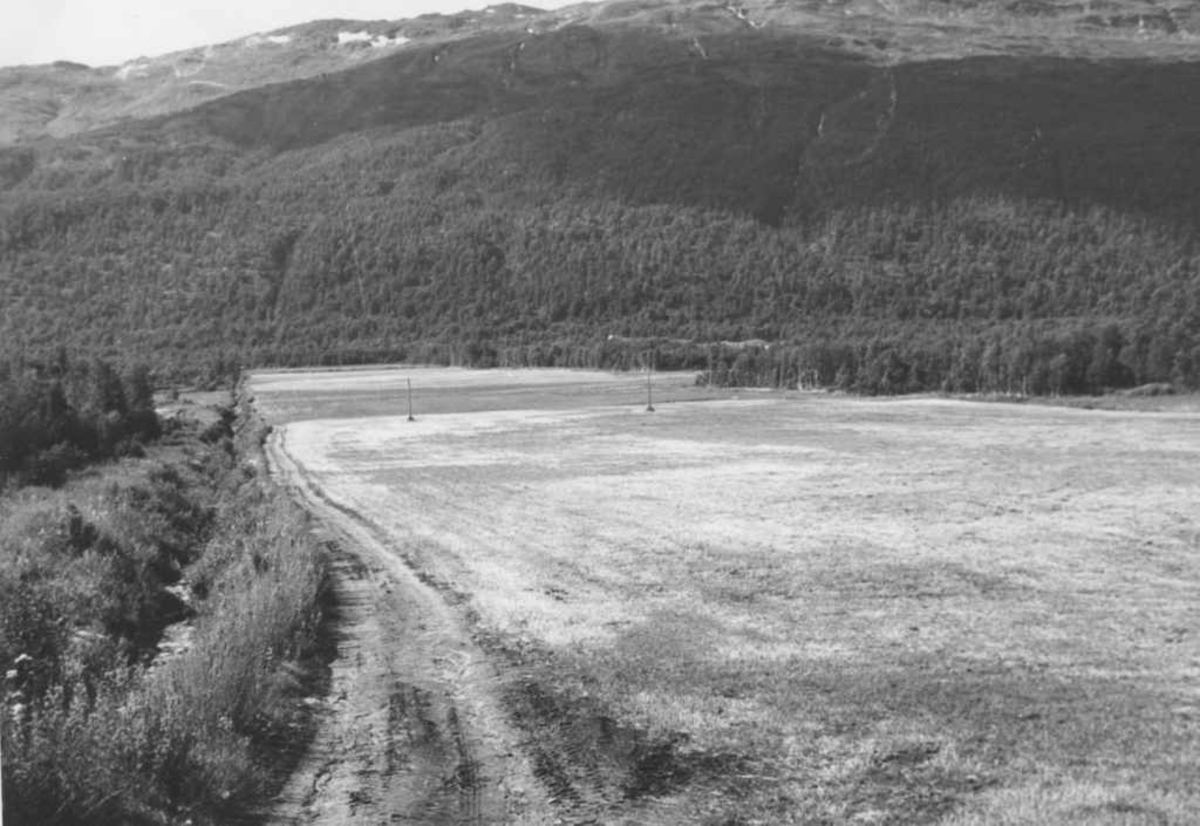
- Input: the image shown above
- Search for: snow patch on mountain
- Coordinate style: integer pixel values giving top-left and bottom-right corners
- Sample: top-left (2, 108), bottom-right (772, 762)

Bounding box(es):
top-left (337, 31), bottom-right (410, 48)
top-left (114, 61), bottom-right (151, 80)
top-left (245, 33), bottom-right (294, 46)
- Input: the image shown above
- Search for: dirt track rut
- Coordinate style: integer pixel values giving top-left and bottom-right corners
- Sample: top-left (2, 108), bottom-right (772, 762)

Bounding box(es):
top-left (264, 426), bottom-right (556, 826)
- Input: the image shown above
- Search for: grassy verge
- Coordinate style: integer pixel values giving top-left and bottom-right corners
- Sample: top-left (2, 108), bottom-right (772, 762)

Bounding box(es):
top-left (1, 400), bottom-right (330, 826)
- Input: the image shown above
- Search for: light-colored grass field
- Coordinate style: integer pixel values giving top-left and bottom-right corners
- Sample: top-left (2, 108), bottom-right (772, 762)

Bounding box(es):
top-left (250, 367), bottom-right (1200, 824)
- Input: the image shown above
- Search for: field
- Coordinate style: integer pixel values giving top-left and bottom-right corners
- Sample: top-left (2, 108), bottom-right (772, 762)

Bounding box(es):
top-left (249, 367), bottom-right (1200, 825)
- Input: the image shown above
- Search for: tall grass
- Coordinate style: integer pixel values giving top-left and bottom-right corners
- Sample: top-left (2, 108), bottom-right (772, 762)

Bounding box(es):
top-left (1, 414), bottom-right (329, 826)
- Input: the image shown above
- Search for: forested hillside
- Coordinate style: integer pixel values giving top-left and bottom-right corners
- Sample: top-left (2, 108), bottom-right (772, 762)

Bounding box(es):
top-left (2, 0), bottom-right (1199, 393)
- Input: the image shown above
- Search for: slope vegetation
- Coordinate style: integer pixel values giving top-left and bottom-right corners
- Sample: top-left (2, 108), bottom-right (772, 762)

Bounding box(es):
top-left (1, 0), bottom-right (1199, 392)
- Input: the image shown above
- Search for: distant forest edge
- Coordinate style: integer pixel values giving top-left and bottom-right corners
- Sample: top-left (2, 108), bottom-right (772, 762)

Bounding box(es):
top-left (2, 29), bottom-right (1198, 396)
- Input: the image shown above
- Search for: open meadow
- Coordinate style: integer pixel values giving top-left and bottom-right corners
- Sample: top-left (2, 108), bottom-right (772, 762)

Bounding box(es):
top-left (249, 367), bottom-right (1200, 825)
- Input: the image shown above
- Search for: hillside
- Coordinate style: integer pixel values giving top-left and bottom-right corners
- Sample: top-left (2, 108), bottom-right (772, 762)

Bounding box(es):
top-left (2, 0), bottom-right (1199, 393)
top-left (0, 6), bottom-right (549, 145)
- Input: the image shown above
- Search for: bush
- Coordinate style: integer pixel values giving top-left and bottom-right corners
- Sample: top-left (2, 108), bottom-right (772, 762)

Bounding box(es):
top-left (1, 356), bottom-right (163, 489)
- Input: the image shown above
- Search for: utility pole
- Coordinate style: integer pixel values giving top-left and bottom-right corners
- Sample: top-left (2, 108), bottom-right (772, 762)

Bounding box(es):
top-left (406, 377), bottom-right (415, 422)
top-left (646, 351), bottom-right (655, 413)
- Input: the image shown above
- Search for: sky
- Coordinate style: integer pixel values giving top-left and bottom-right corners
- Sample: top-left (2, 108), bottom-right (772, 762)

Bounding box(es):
top-left (2, 0), bottom-right (563, 68)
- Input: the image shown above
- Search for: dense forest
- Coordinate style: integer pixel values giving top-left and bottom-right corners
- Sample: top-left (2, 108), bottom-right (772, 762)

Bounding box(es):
top-left (1, 21), bottom-right (1199, 394)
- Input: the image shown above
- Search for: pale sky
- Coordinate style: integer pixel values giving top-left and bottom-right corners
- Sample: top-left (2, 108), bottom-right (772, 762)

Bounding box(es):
top-left (2, 0), bottom-right (565, 68)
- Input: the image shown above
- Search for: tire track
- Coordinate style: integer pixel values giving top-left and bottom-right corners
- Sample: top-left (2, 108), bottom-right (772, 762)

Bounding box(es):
top-left (263, 426), bottom-right (556, 826)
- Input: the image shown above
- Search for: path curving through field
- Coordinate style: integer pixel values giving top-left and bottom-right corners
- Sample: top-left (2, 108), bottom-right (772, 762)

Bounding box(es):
top-left (263, 425), bottom-right (556, 826)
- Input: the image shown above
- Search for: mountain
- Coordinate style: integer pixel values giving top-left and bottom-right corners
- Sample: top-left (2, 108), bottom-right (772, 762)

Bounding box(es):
top-left (2, 0), bottom-right (1199, 394)
top-left (0, 6), bottom-right (551, 144)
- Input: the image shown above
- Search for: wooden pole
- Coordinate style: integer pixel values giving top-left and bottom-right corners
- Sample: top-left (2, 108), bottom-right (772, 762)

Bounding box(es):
top-left (646, 354), bottom-right (655, 413)
top-left (407, 377), bottom-right (415, 422)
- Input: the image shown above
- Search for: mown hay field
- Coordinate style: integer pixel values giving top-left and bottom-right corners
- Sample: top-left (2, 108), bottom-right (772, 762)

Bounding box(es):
top-left (249, 367), bottom-right (1200, 825)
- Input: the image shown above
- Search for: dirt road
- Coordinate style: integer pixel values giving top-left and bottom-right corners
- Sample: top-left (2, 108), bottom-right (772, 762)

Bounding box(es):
top-left (264, 426), bottom-right (556, 826)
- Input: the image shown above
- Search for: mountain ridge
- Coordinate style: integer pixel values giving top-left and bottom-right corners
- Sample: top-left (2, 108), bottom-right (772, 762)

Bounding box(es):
top-left (4, 0), bottom-right (1198, 146)
top-left (0, 3), bottom-right (559, 145)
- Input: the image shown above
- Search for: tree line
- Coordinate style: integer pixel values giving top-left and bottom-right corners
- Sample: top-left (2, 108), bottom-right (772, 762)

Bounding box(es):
top-left (0, 353), bottom-right (161, 487)
top-left (4, 180), bottom-right (1196, 394)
